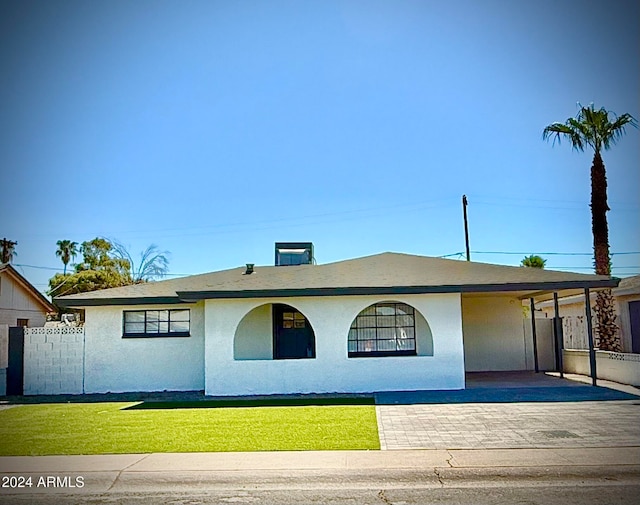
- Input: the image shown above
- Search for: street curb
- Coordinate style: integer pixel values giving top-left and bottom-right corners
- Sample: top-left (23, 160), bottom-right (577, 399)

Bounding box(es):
top-left (1, 447), bottom-right (639, 496)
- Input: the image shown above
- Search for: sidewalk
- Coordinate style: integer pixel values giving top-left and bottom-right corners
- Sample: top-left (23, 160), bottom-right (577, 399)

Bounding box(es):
top-left (1, 447), bottom-right (639, 495)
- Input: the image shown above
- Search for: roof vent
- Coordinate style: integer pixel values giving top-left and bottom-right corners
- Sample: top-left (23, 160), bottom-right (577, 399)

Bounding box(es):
top-left (275, 242), bottom-right (314, 266)
top-left (244, 263), bottom-right (254, 275)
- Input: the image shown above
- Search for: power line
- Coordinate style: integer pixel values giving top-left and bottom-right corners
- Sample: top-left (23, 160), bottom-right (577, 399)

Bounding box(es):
top-left (13, 263), bottom-right (64, 271)
top-left (439, 251), bottom-right (640, 258)
top-left (473, 251), bottom-right (639, 256)
top-left (11, 197), bottom-right (461, 240)
top-left (13, 263), bottom-right (199, 278)
top-left (467, 194), bottom-right (639, 209)
top-left (547, 266), bottom-right (640, 270)
top-left (17, 251), bottom-right (640, 277)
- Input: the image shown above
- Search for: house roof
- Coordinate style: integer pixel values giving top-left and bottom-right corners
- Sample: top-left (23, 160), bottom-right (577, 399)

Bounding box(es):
top-left (615, 275), bottom-right (640, 297)
top-left (54, 252), bottom-right (619, 307)
top-left (0, 263), bottom-right (56, 313)
top-left (536, 274), bottom-right (640, 308)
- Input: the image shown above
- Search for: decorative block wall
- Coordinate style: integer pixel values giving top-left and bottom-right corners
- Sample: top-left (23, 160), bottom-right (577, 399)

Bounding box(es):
top-left (23, 327), bottom-right (84, 395)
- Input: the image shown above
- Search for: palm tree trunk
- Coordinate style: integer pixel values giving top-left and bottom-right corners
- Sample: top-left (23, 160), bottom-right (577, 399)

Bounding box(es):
top-left (590, 151), bottom-right (621, 352)
top-left (590, 151), bottom-right (610, 276)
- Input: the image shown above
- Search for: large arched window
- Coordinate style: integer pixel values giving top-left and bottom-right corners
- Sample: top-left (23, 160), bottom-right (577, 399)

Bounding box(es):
top-left (348, 302), bottom-right (417, 357)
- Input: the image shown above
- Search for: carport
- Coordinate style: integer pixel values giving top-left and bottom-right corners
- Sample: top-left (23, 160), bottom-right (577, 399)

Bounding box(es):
top-left (524, 285), bottom-right (618, 385)
top-left (459, 277), bottom-right (618, 381)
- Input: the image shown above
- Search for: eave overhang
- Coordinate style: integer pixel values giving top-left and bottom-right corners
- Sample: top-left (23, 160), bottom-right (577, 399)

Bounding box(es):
top-left (177, 279), bottom-right (620, 302)
top-left (55, 296), bottom-right (188, 308)
top-left (54, 278), bottom-right (620, 307)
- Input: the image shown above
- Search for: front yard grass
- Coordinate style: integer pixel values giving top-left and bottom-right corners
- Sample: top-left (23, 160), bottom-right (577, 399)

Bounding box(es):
top-left (0, 402), bottom-right (380, 456)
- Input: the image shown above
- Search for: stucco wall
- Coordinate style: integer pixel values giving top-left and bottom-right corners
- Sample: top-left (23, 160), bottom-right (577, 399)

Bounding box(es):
top-left (563, 349), bottom-right (640, 386)
top-left (83, 302), bottom-right (205, 393)
top-left (539, 299), bottom-right (588, 319)
top-left (462, 295), bottom-right (529, 372)
top-left (0, 272), bottom-right (48, 327)
top-left (204, 293), bottom-right (465, 396)
top-left (234, 303), bottom-right (273, 360)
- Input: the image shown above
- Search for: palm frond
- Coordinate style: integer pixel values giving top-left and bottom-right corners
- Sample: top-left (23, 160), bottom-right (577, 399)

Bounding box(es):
top-left (111, 240), bottom-right (170, 282)
top-left (136, 245), bottom-right (170, 282)
top-left (606, 112), bottom-right (638, 147)
top-left (544, 104), bottom-right (637, 155)
top-left (542, 122), bottom-right (584, 151)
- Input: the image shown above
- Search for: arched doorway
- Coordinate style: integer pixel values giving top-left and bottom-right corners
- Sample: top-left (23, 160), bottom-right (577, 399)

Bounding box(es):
top-left (273, 303), bottom-right (316, 359)
top-left (234, 303), bottom-right (316, 360)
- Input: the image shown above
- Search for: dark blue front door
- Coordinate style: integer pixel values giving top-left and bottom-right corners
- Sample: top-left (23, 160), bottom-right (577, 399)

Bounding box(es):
top-left (273, 304), bottom-right (315, 359)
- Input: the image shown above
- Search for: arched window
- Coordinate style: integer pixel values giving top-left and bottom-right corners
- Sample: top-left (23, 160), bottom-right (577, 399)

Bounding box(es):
top-left (348, 302), bottom-right (417, 357)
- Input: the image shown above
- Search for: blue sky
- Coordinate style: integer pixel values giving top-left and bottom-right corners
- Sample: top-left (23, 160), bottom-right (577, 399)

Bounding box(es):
top-left (1, 0), bottom-right (638, 295)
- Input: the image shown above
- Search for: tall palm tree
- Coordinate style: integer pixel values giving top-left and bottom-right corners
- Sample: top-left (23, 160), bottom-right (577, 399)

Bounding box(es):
top-left (543, 104), bottom-right (637, 351)
top-left (55, 240), bottom-right (78, 275)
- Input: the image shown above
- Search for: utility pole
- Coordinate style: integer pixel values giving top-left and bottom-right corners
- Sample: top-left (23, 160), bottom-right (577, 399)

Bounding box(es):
top-left (1, 238), bottom-right (18, 263)
top-left (462, 195), bottom-right (470, 261)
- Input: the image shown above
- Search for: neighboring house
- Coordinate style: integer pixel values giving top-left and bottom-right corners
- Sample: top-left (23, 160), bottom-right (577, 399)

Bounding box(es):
top-left (616, 276), bottom-right (640, 353)
top-left (538, 275), bottom-right (640, 353)
top-left (1, 263), bottom-right (56, 394)
top-left (54, 245), bottom-right (617, 396)
top-left (0, 263), bottom-right (55, 328)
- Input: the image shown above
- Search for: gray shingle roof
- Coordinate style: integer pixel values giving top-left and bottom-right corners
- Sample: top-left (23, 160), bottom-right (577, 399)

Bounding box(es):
top-left (55, 252), bottom-right (618, 307)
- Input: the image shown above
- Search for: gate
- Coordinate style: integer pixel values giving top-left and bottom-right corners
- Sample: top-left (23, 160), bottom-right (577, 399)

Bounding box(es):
top-left (7, 326), bottom-right (24, 395)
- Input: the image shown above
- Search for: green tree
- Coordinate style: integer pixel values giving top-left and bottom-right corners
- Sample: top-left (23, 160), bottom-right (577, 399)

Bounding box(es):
top-left (48, 238), bottom-right (171, 300)
top-left (521, 255), bottom-right (546, 268)
top-left (55, 240), bottom-right (79, 275)
top-left (543, 103), bottom-right (637, 351)
top-left (74, 238), bottom-right (126, 273)
top-left (48, 238), bottom-right (132, 298)
top-left (111, 241), bottom-right (170, 282)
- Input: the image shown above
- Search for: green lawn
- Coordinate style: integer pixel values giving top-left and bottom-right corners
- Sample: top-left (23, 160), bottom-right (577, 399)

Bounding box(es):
top-left (0, 402), bottom-right (380, 456)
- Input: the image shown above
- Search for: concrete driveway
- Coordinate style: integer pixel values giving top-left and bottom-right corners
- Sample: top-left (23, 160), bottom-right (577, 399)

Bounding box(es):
top-left (375, 371), bottom-right (640, 450)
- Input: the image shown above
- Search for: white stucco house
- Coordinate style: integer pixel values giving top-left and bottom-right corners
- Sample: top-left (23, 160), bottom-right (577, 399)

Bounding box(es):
top-left (54, 245), bottom-right (618, 396)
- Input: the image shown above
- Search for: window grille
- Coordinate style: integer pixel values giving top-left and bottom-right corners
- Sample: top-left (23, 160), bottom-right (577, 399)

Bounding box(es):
top-left (348, 302), bottom-right (417, 357)
top-left (123, 309), bottom-right (190, 337)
